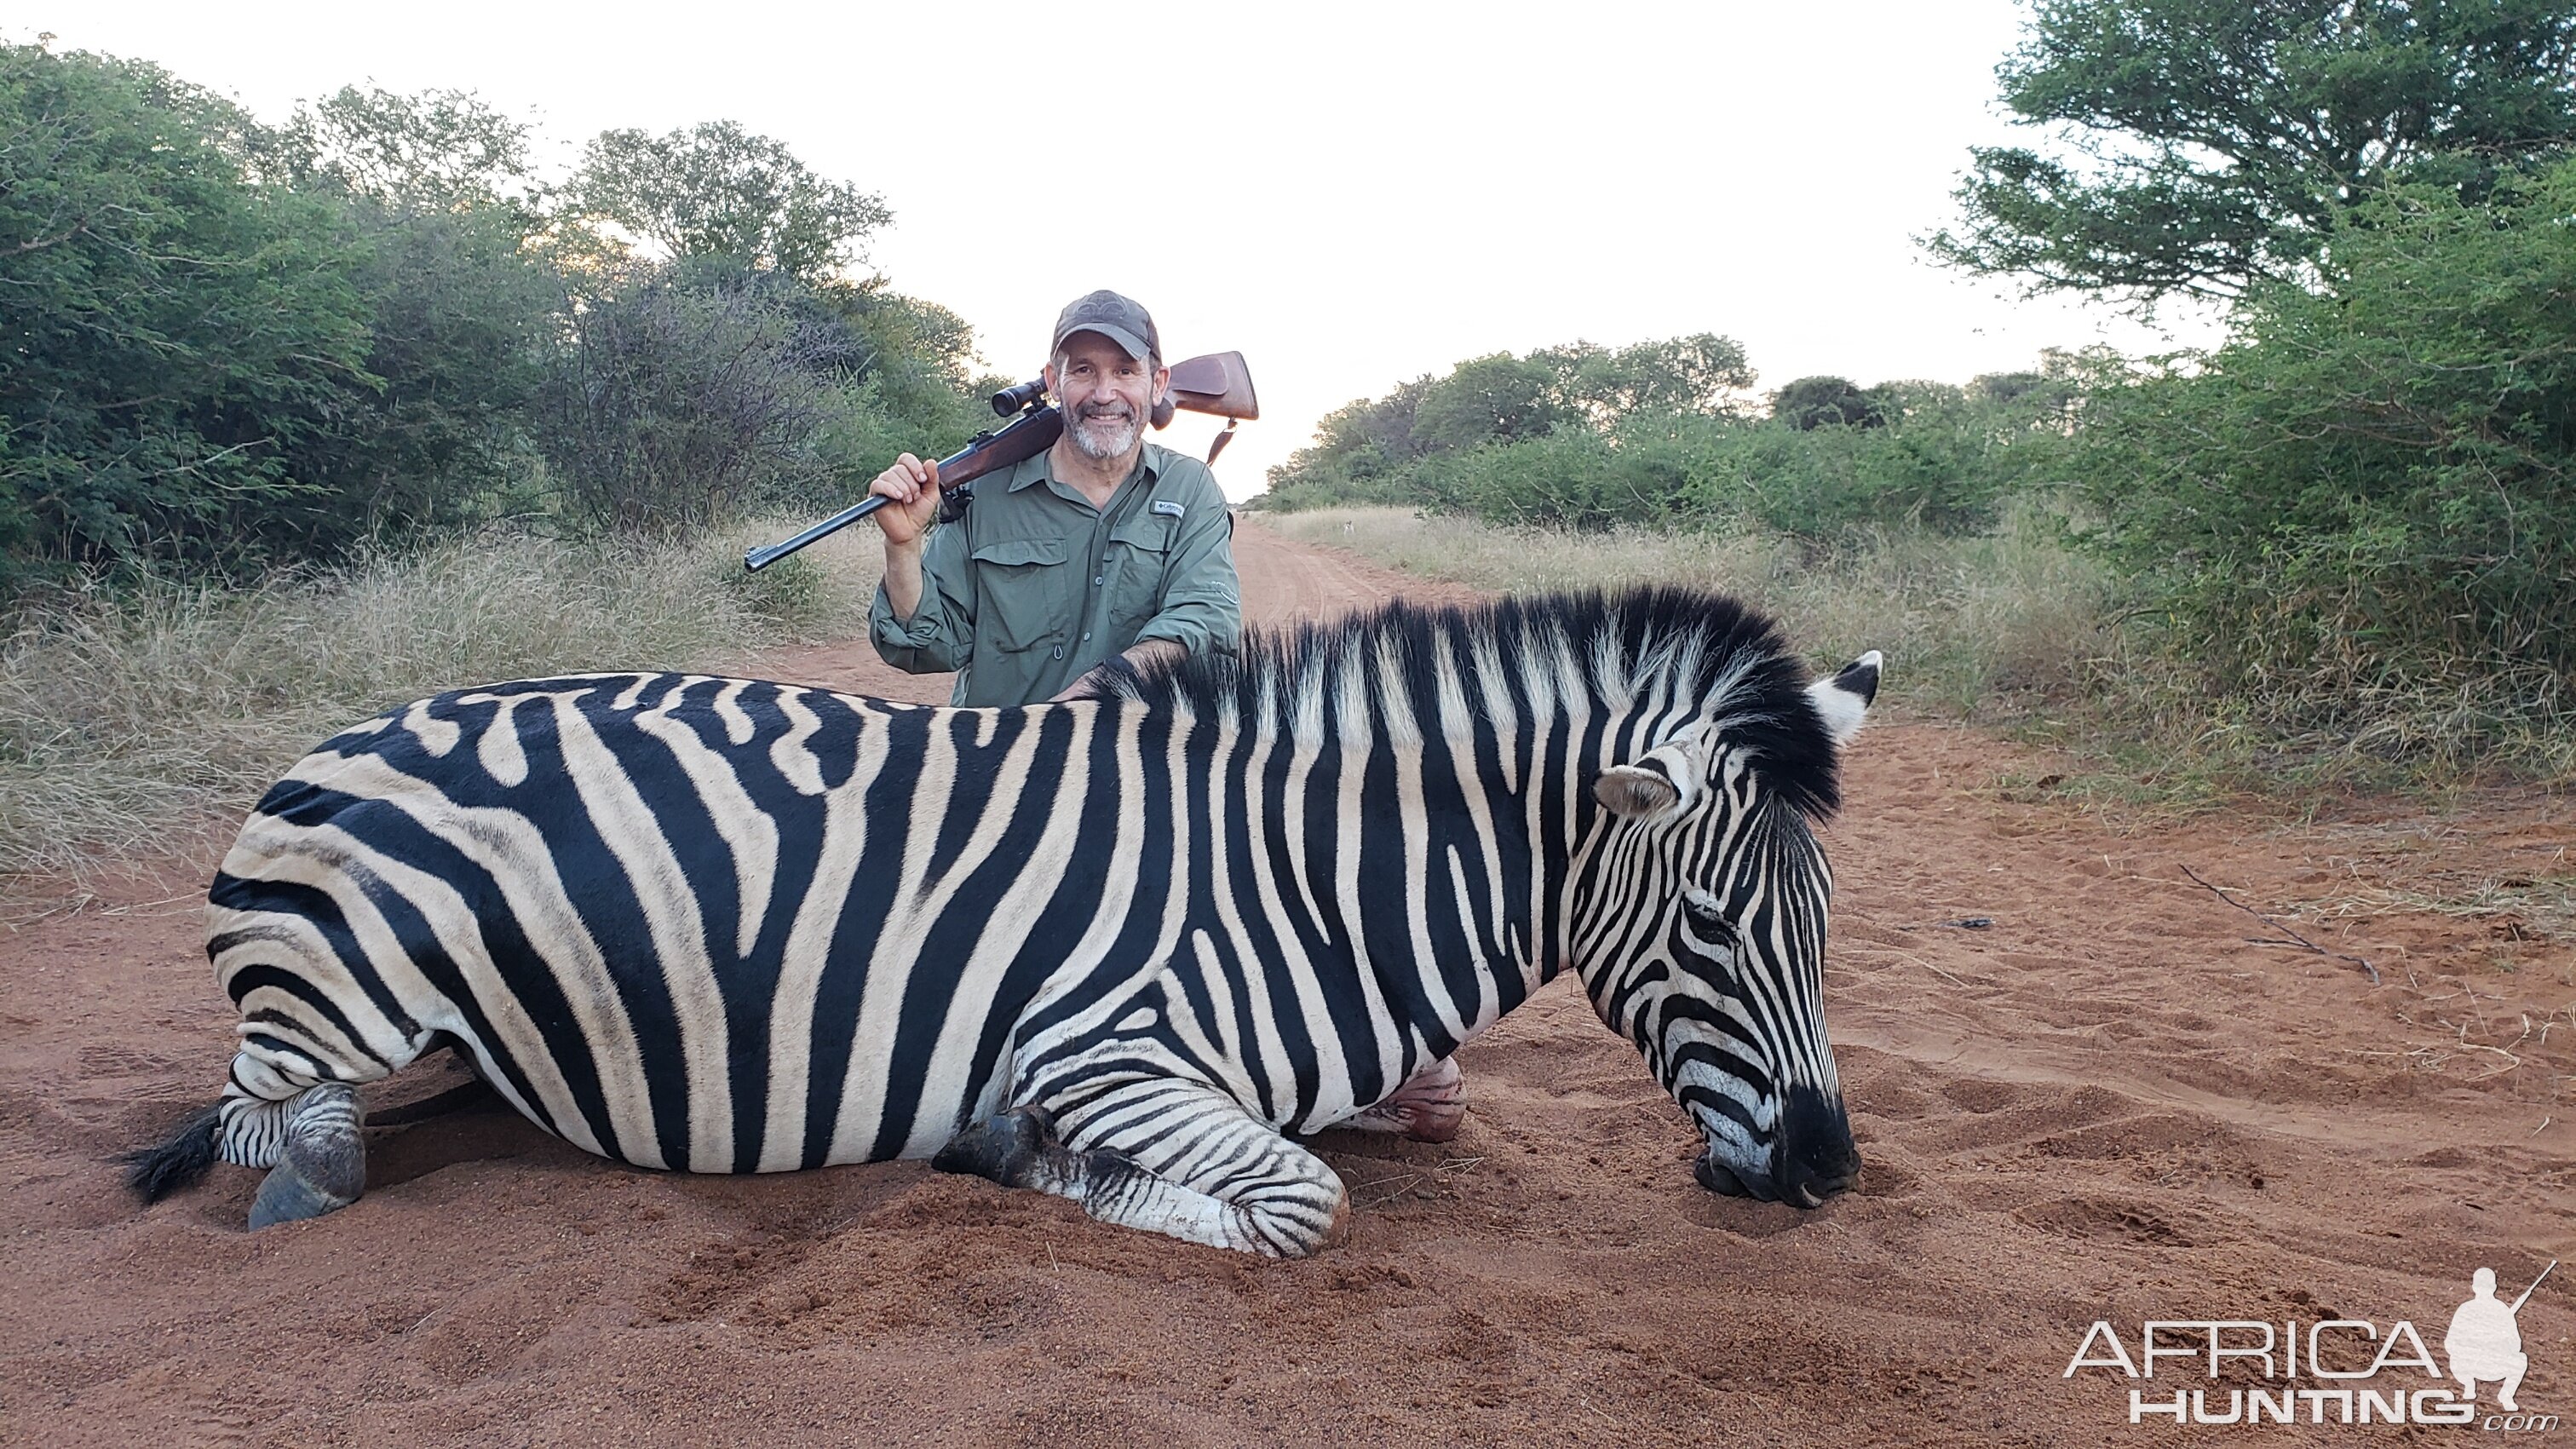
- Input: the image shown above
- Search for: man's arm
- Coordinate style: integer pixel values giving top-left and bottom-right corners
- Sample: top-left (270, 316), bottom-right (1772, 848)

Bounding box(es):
top-left (867, 452), bottom-right (941, 622)
top-left (1129, 473), bottom-right (1242, 658)
top-left (1049, 473), bottom-right (1241, 701)
top-left (1049, 638), bottom-right (1184, 701)
top-left (867, 452), bottom-right (976, 673)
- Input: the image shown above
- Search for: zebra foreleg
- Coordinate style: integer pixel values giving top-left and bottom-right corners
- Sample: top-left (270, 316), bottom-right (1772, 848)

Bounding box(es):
top-left (244, 1084), bottom-right (365, 1229)
top-left (935, 1084), bottom-right (1352, 1256)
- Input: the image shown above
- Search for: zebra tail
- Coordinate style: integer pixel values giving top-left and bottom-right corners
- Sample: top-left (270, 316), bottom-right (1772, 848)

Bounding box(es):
top-left (119, 1105), bottom-right (221, 1204)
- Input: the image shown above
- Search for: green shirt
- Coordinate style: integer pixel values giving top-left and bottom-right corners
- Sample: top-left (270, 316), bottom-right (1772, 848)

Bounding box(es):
top-left (869, 441), bottom-right (1242, 707)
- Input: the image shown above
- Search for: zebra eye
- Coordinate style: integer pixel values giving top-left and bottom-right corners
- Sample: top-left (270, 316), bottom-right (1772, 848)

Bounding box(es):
top-left (1680, 888), bottom-right (1732, 942)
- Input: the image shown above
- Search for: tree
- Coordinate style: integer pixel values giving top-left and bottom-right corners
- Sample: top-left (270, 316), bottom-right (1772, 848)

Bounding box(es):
top-left (572, 122), bottom-right (891, 280)
top-left (0, 43), bottom-right (375, 580)
top-left (1772, 377), bottom-right (1886, 430)
top-left (1412, 353), bottom-right (1569, 452)
top-left (1928, 0), bottom-right (2576, 303)
top-left (250, 87), bottom-right (565, 540)
top-left (2070, 153), bottom-right (2576, 719)
top-left (1535, 334), bottom-right (1756, 422)
top-left (536, 265), bottom-right (860, 531)
top-left (1257, 379), bottom-right (1435, 507)
top-left (1261, 334), bottom-right (1759, 509)
top-left (262, 84), bottom-right (540, 210)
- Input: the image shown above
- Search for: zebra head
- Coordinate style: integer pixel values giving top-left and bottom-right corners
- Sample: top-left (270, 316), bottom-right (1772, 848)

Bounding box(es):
top-left (1581, 649), bottom-right (1881, 1209)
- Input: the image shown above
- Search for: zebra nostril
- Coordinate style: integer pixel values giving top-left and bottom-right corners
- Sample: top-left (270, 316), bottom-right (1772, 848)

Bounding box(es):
top-left (1695, 1155), bottom-right (1753, 1197)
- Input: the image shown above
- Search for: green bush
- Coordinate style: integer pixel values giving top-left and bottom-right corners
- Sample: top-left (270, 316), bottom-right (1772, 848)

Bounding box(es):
top-left (0, 45), bottom-right (377, 585)
top-left (1257, 334), bottom-right (1753, 510)
top-left (1267, 345), bottom-right (2074, 545)
top-left (0, 42), bottom-right (992, 591)
top-left (2071, 154), bottom-right (2576, 756)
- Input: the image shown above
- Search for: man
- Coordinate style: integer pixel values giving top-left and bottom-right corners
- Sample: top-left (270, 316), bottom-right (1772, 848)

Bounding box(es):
top-left (2445, 1267), bottom-right (2531, 1411)
top-left (865, 290), bottom-right (1241, 706)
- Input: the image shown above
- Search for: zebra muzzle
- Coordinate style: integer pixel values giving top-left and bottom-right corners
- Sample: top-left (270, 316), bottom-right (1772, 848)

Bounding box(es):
top-left (1694, 1086), bottom-right (1860, 1208)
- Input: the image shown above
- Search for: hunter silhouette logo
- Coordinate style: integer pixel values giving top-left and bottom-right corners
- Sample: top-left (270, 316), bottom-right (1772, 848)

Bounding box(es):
top-left (2448, 1262), bottom-right (2552, 1412)
top-left (2063, 1260), bottom-right (2559, 1429)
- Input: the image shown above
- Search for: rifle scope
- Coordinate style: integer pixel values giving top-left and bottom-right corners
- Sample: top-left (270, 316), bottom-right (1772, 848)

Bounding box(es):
top-left (991, 378), bottom-right (1047, 416)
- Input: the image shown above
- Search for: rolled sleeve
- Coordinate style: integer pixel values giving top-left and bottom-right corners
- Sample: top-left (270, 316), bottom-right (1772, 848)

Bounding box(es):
top-left (869, 522), bottom-right (976, 674)
top-left (1130, 480), bottom-right (1242, 658)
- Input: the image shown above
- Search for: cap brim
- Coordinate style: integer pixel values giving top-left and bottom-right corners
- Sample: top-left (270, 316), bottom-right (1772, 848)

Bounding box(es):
top-left (1054, 324), bottom-right (1152, 361)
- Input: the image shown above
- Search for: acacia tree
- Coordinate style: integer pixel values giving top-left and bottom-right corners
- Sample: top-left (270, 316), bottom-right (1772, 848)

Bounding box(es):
top-left (262, 84), bottom-right (541, 211)
top-left (1928, 0), bottom-right (2576, 303)
top-left (1533, 334), bottom-right (1755, 423)
top-left (255, 87), bottom-right (566, 538)
top-left (0, 43), bottom-right (374, 579)
top-left (571, 121), bottom-right (890, 280)
top-left (2073, 157), bottom-right (2576, 715)
top-left (1771, 377), bottom-right (1885, 430)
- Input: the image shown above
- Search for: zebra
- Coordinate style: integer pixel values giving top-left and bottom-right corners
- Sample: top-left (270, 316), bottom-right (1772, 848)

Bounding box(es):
top-left (124, 586), bottom-right (1878, 1256)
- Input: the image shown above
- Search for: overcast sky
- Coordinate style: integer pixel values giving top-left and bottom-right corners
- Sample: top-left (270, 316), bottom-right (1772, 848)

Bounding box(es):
top-left (33, 2), bottom-right (2219, 497)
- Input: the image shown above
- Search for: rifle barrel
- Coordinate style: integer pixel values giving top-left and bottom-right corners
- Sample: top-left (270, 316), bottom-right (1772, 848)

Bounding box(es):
top-left (743, 495), bottom-right (892, 572)
top-left (742, 405), bottom-right (1064, 572)
top-left (2510, 1259), bottom-right (2557, 1314)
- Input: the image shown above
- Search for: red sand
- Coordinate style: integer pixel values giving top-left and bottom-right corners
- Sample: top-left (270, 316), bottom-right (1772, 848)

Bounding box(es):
top-left (3, 521), bottom-right (2569, 1446)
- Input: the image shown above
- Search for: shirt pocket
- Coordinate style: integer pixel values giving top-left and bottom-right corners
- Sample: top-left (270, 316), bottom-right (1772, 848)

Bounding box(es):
top-left (971, 537), bottom-right (1076, 653)
top-left (1107, 514), bottom-right (1176, 631)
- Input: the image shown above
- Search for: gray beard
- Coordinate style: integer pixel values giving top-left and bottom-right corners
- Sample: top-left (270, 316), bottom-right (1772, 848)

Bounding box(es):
top-left (1069, 409), bottom-right (1140, 461)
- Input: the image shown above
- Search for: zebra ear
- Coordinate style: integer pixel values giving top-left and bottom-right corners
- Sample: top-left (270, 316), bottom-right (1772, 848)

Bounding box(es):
top-left (1807, 649), bottom-right (1881, 748)
top-left (1595, 766), bottom-right (1679, 817)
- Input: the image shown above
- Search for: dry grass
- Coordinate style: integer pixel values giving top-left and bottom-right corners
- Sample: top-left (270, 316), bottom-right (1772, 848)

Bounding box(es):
top-left (1261, 504), bottom-right (2117, 721)
top-left (0, 519), bottom-right (880, 884)
top-left (1261, 505), bottom-right (2576, 801)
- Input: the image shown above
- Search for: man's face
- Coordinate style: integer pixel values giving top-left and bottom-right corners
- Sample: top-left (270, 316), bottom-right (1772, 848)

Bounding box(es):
top-left (1048, 333), bottom-right (1166, 463)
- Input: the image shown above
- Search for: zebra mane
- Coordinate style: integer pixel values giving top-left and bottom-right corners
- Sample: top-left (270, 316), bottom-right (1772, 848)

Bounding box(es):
top-left (1102, 585), bottom-right (1843, 820)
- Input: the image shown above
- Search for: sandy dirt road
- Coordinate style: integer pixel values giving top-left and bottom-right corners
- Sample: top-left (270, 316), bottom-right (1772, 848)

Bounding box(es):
top-left (3, 520), bottom-right (2571, 1446)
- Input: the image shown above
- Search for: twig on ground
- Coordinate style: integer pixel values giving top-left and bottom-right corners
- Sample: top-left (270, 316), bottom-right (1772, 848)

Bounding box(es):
top-left (2181, 863), bottom-right (2381, 985)
top-left (1357, 1171), bottom-right (1428, 1207)
top-left (2, 891), bottom-right (96, 929)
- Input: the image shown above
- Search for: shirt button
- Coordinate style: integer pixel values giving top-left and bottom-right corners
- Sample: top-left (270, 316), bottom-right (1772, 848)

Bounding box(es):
top-left (1052, 647), bottom-right (1063, 659)
top-left (1082, 631), bottom-right (1091, 641)
top-left (1094, 576), bottom-right (1104, 586)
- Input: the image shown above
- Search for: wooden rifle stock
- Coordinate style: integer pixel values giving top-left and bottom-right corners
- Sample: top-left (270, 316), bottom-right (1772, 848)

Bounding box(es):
top-left (1165, 351), bottom-right (1259, 420)
top-left (745, 350), bottom-right (1258, 572)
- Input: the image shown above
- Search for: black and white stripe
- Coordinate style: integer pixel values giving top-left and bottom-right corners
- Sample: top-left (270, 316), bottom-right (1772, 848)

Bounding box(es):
top-left (133, 586), bottom-right (1877, 1254)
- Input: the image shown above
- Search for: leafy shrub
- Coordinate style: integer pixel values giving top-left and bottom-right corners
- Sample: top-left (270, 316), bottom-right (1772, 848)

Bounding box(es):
top-left (0, 45), bottom-right (376, 585)
top-left (1259, 334), bottom-right (1752, 508)
top-left (2072, 154), bottom-right (2576, 755)
top-left (536, 267), bottom-right (855, 530)
top-left (1267, 344), bottom-right (2074, 545)
top-left (0, 43), bottom-right (988, 589)
top-left (1770, 376), bottom-right (1886, 430)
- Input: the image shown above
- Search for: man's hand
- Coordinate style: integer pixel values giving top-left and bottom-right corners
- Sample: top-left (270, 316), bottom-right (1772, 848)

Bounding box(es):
top-left (873, 453), bottom-right (941, 622)
top-left (869, 453), bottom-right (942, 548)
top-left (1049, 639), bottom-right (1187, 702)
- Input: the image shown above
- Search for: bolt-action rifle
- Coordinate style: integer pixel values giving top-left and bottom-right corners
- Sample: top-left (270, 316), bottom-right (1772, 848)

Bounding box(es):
top-left (744, 351), bottom-right (1258, 572)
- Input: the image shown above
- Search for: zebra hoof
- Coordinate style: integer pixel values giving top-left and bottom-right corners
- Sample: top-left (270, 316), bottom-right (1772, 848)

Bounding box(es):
top-left (247, 1160), bottom-right (360, 1228)
top-left (932, 1106), bottom-right (1055, 1187)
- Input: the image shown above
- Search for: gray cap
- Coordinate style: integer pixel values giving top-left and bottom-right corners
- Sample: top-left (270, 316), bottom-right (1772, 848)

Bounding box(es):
top-left (1051, 290), bottom-right (1161, 364)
